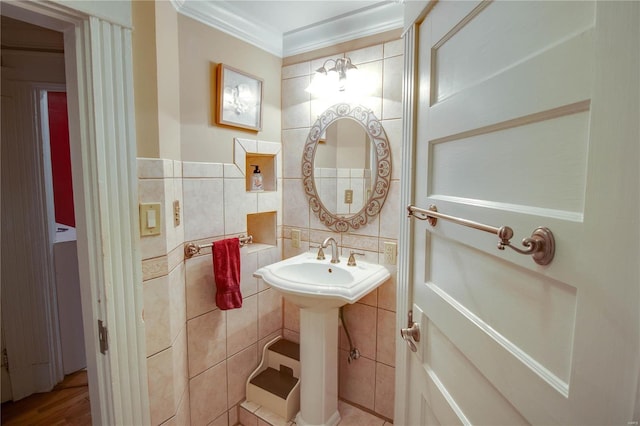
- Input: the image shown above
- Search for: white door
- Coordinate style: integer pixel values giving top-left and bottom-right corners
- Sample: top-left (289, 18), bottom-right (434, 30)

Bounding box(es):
top-left (402, 1), bottom-right (639, 425)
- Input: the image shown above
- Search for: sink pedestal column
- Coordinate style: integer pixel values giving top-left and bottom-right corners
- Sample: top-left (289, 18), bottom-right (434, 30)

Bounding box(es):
top-left (295, 307), bottom-right (341, 426)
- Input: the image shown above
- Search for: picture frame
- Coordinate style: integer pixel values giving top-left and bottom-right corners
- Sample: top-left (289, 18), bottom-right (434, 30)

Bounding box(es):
top-left (216, 64), bottom-right (263, 132)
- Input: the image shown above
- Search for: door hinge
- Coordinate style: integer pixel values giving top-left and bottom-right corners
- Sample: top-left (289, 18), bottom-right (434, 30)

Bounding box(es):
top-left (2, 348), bottom-right (9, 369)
top-left (98, 320), bottom-right (108, 354)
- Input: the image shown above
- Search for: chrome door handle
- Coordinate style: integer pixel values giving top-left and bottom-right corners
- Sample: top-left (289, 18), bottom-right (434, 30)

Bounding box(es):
top-left (400, 310), bottom-right (420, 352)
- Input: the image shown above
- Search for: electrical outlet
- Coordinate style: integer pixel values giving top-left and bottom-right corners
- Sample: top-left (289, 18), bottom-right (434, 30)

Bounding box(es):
top-left (344, 189), bottom-right (353, 204)
top-left (291, 229), bottom-right (301, 248)
top-left (384, 242), bottom-right (397, 265)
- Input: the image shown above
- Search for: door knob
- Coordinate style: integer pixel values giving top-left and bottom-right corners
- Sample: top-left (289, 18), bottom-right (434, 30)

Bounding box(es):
top-left (400, 310), bottom-right (420, 352)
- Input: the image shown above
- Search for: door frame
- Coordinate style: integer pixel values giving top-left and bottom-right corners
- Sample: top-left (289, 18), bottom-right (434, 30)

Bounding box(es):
top-left (1, 2), bottom-right (149, 425)
top-left (394, 21), bottom-right (418, 426)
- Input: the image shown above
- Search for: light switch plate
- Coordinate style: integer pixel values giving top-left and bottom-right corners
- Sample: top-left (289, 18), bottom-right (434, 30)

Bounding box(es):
top-left (139, 203), bottom-right (161, 237)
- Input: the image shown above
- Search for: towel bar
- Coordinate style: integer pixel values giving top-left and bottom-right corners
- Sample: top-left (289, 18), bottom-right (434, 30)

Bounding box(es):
top-left (407, 204), bottom-right (554, 265)
top-left (184, 234), bottom-right (253, 259)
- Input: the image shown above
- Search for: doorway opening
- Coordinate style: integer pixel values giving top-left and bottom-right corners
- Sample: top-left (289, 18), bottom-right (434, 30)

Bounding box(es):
top-left (0, 15), bottom-right (88, 423)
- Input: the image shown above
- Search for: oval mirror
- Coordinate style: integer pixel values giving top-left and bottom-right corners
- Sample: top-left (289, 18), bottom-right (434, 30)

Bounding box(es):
top-left (302, 103), bottom-right (391, 232)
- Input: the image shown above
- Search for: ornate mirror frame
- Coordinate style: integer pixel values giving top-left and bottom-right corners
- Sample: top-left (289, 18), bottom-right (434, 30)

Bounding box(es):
top-left (302, 103), bottom-right (392, 232)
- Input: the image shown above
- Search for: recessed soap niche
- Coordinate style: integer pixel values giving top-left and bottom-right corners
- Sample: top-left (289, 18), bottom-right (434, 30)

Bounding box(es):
top-left (234, 138), bottom-right (282, 251)
top-left (247, 211), bottom-right (277, 247)
top-left (246, 153), bottom-right (276, 192)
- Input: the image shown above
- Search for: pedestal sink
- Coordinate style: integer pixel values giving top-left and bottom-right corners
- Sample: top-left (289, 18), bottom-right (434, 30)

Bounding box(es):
top-left (254, 251), bottom-right (390, 426)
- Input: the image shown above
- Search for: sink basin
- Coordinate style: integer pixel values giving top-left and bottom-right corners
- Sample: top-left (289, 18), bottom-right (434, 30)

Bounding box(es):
top-left (274, 262), bottom-right (354, 286)
top-left (254, 251), bottom-right (390, 425)
top-left (253, 251), bottom-right (390, 311)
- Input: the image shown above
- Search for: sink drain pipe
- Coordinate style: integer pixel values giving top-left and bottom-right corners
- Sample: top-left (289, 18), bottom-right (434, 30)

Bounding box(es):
top-left (339, 307), bottom-right (360, 363)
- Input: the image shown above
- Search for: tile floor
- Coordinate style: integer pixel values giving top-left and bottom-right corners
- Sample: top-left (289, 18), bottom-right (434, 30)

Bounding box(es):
top-left (239, 399), bottom-right (392, 426)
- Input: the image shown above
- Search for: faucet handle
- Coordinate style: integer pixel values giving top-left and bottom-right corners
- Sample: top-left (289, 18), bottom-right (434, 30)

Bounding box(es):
top-left (347, 250), bottom-right (365, 266)
top-left (310, 244), bottom-right (326, 260)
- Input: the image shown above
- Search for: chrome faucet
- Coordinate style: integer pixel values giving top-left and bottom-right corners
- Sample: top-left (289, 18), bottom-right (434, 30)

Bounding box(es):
top-left (321, 237), bottom-right (340, 264)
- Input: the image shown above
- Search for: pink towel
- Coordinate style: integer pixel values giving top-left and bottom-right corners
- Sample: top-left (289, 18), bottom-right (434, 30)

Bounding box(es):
top-left (212, 238), bottom-right (242, 310)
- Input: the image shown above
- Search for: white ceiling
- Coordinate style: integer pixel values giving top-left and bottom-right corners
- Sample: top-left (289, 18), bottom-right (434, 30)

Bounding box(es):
top-left (218, 1), bottom-right (384, 34)
top-left (172, 0), bottom-right (404, 57)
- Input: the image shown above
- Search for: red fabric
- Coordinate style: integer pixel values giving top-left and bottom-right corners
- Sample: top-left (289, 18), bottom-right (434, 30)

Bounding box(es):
top-left (213, 238), bottom-right (242, 310)
top-left (48, 92), bottom-right (75, 227)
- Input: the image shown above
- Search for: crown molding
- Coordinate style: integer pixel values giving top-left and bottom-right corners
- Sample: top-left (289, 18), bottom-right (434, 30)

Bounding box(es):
top-left (171, 0), bottom-right (403, 58)
top-left (283, 3), bottom-right (403, 57)
top-left (170, 0), bottom-right (284, 57)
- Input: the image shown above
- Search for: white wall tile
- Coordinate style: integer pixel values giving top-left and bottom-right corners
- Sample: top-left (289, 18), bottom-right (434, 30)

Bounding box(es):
top-left (169, 263), bottom-right (186, 343)
top-left (144, 275), bottom-right (172, 357)
top-left (183, 178), bottom-right (225, 241)
top-left (182, 161), bottom-right (224, 178)
top-left (172, 160), bottom-right (183, 178)
top-left (185, 254), bottom-right (216, 319)
top-left (226, 344), bottom-right (259, 407)
top-left (383, 55), bottom-right (403, 120)
top-left (226, 294), bottom-right (258, 356)
top-left (348, 45), bottom-right (383, 64)
top-left (189, 361), bottom-right (228, 425)
top-left (224, 163), bottom-right (245, 179)
top-left (172, 328), bottom-right (189, 410)
top-left (240, 251), bottom-right (259, 297)
top-left (187, 309), bottom-right (227, 377)
top-left (148, 347), bottom-right (176, 425)
top-left (378, 181), bottom-right (400, 240)
top-left (283, 61), bottom-right (310, 79)
top-left (282, 76), bottom-right (311, 130)
top-left (283, 129), bottom-right (308, 179)
top-left (384, 38), bottom-right (404, 58)
top-left (257, 190), bottom-right (280, 214)
top-left (283, 179), bottom-right (310, 228)
top-left (224, 178), bottom-right (256, 234)
top-left (138, 158), bottom-right (171, 179)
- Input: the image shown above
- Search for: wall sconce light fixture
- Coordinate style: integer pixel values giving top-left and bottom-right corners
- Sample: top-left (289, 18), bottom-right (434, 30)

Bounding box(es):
top-left (306, 57), bottom-right (359, 95)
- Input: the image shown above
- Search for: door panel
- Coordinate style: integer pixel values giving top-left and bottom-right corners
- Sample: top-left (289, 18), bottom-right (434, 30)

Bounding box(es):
top-left (406, 1), bottom-right (639, 425)
top-left (430, 111), bottom-right (590, 214)
top-left (432, 2), bottom-right (595, 105)
top-left (428, 234), bottom-right (577, 383)
top-left (424, 317), bottom-right (529, 425)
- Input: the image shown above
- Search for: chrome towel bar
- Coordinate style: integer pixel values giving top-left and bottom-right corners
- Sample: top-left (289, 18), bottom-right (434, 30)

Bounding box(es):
top-left (184, 234), bottom-right (253, 259)
top-left (407, 205), bottom-right (555, 265)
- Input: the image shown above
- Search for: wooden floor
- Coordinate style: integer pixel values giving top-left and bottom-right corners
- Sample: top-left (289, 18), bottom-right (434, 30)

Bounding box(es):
top-left (1, 370), bottom-right (91, 425)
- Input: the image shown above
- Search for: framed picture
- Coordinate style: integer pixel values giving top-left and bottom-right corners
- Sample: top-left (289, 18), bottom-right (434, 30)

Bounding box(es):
top-left (216, 64), bottom-right (263, 131)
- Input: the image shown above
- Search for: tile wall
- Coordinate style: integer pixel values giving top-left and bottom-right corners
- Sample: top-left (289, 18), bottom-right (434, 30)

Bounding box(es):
top-left (280, 40), bottom-right (404, 420)
top-left (139, 138), bottom-right (284, 425)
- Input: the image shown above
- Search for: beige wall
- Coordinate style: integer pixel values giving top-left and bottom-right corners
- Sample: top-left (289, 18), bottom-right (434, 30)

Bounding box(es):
top-left (177, 15), bottom-right (282, 164)
top-left (132, 1), bottom-right (159, 158)
top-left (156, 1), bottom-right (182, 160)
top-left (133, 1), bottom-right (181, 160)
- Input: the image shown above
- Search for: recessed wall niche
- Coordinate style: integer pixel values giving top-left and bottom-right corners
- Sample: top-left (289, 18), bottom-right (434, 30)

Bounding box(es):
top-left (247, 211), bottom-right (277, 247)
top-left (246, 153), bottom-right (276, 192)
top-left (233, 137), bottom-right (282, 251)
top-left (234, 138), bottom-right (281, 192)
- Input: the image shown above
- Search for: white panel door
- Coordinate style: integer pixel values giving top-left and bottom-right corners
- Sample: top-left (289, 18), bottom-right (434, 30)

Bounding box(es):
top-left (404, 1), bottom-right (639, 425)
